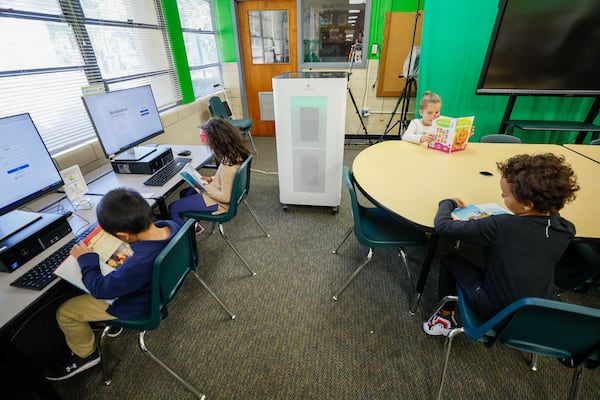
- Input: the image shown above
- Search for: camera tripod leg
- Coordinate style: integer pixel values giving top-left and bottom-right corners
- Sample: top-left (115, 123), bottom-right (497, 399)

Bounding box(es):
top-left (347, 87), bottom-right (372, 144)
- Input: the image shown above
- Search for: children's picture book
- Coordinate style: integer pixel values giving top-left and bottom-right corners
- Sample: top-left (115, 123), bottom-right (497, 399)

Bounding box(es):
top-left (427, 115), bottom-right (475, 153)
top-left (451, 203), bottom-right (511, 221)
top-left (179, 163), bottom-right (207, 193)
top-left (53, 225), bottom-right (133, 303)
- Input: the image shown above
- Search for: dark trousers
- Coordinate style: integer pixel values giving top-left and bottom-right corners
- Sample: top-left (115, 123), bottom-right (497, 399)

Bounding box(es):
top-left (438, 253), bottom-right (495, 319)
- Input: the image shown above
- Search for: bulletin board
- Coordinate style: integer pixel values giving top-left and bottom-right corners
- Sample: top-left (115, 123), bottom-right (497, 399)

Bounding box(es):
top-left (377, 12), bottom-right (423, 97)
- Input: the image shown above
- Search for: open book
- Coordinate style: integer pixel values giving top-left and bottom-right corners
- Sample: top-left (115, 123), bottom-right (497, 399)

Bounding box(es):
top-left (451, 203), bottom-right (511, 221)
top-left (427, 115), bottom-right (474, 153)
top-left (53, 225), bottom-right (133, 303)
top-left (179, 163), bottom-right (207, 193)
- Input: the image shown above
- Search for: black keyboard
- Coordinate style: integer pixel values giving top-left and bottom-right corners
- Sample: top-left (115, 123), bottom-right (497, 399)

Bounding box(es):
top-left (10, 223), bottom-right (99, 291)
top-left (143, 157), bottom-right (192, 186)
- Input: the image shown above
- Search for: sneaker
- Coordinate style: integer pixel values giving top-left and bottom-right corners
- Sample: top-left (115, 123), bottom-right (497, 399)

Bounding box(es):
top-left (422, 311), bottom-right (458, 336)
top-left (106, 326), bottom-right (123, 338)
top-left (44, 349), bottom-right (101, 381)
top-left (194, 222), bottom-right (204, 236)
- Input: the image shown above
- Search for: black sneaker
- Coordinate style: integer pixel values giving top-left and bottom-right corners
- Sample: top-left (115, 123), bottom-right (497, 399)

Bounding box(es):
top-left (44, 349), bottom-right (101, 381)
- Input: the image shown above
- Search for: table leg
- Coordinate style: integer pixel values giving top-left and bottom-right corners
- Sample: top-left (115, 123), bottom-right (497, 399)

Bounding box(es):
top-left (409, 233), bottom-right (439, 315)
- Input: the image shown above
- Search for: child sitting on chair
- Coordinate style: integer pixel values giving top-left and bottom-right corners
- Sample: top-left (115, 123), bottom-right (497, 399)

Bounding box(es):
top-left (401, 91), bottom-right (442, 144)
top-left (45, 188), bottom-right (179, 381)
top-left (423, 153), bottom-right (579, 336)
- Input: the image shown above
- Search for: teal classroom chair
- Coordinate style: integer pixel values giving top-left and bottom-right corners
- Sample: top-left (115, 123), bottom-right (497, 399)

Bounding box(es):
top-left (98, 219), bottom-right (235, 399)
top-left (332, 166), bottom-right (428, 300)
top-left (590, 138), bottom-right (600, 145)
top-left (208, 96), bottom-right (258, 154)
top-left (555, 241), bottom-right (600, 293)
top-left (433, 287), bottom-right (600, 400)
top-left (180, 155), bottom-right (270, 276)
top-left (480, 133), bottom-right (522, 143)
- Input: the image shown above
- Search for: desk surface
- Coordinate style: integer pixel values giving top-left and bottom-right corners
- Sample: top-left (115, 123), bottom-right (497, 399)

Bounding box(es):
top-left (0, 144), bottom-right (211, 329)
top-left (564, 144), bottom-right (600, 163)
top-left (352, 141), bottom-right (600, 239)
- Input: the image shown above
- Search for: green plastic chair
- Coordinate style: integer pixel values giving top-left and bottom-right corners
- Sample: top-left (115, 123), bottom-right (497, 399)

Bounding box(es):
top-left (332, 166), bottom-right (428, 300)
top-left (590, 138), bottom-right (600, 145)
top-left (208, 96), bottom-right (257, 154)
top-left (180, 156), bottom-right (270, 276)
top-left (433, 287), bottom-right (600, 400)
top-left (98, 219), bottom-right (235, 399)
top-left (480, 133), bottom-right (522, 143)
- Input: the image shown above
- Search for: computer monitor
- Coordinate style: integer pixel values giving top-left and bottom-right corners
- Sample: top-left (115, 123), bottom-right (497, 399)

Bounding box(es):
top-left (82, 85), bottom-right (165, 161)
top-left (0, 113), bottom-right (64, 240)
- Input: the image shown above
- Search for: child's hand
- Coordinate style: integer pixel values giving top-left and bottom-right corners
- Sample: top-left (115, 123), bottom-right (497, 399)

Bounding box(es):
top-left (420, 134), bottom-right (435, 143)
top-left (71, 242), bottom-right (92, 259)
top-left (201, 176), bottom-right (213, 184)
top-left (453, 198), bottom-right (467, 208)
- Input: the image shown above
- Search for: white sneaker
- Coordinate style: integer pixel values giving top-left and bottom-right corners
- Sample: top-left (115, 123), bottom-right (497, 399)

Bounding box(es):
top-left (422, 311), bottom-right (458, 336)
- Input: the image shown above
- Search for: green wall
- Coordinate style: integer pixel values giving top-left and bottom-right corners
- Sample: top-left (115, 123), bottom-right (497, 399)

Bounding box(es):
top-left (419, 0), bottom-right (599, 144)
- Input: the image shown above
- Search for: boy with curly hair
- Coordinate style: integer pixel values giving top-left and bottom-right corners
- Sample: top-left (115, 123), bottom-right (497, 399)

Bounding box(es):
top-left (423, 153), bottom-right (579, 336)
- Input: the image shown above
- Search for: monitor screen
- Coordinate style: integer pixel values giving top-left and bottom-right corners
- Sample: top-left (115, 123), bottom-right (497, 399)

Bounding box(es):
top-left (476, 0), bottom-right (600, 96)
top-left (0, 113), bottom-right (64, 215)
top-left (82, 85), bottom-right (165, 159)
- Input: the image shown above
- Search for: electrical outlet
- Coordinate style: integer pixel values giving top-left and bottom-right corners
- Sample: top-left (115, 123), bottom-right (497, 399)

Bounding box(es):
top-left (371, 44), bottom-right (378, 55)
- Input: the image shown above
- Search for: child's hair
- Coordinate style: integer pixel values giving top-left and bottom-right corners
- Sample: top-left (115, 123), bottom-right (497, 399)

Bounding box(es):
top-left (96, 188), bottom-right (154, 236)
top-left (201, 117), bottom-right (249, 165)
top-left (419, 91), bottom-right (442, 111)
top-left (496, 153), bottom-right (579, 213)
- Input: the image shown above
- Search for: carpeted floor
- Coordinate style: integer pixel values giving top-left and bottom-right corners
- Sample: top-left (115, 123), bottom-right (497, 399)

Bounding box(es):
top-left (50, 137), bottom-right (600, 399)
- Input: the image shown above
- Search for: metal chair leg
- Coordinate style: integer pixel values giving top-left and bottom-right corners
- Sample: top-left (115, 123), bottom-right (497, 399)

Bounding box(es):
top-left (568, 365), bottom-right (584, 400)
top-left (246, 131), bottom-right (258, 154)
top-left (99, 326), bottom-right (112, 385)
top-left (333, 227), bottom-right (354, 254)
top-left (138, 331), bottom-right (206, 399)
top-left (398, 248), bottom-right (414, 290)
top-left (333, 248), bottom-right (373, 301)
top-left (192, 271), bottom-right (236, 319)
top-left (436, 327), bottom-right (465, 400)
top-left (530, 353), bottom-right (539, 371)
top-left (218, 224), bottom-right (257, 276)
top-left (243, 199), bottom-right (270, 238)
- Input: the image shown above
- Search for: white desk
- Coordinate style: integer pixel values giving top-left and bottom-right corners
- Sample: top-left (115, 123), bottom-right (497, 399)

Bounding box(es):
top-left (352, 141), bottom-right (600, 312)
top-left (87, 144), bottom-right (212, 217)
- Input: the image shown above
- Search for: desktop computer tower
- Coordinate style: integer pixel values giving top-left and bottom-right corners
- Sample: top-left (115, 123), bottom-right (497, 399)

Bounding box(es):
top-left (110, 145), bottom-right (174, 174)
top-left (272, 72), bottom-right (348, 208)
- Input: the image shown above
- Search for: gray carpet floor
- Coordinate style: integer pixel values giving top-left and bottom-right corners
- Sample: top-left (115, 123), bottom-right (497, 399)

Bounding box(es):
top-left (50, 137), bottom-right (600, 399)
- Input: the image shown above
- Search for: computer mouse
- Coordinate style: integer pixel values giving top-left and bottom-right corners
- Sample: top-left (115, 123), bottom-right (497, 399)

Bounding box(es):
top-left (178, 150), bottom-right (191, 156)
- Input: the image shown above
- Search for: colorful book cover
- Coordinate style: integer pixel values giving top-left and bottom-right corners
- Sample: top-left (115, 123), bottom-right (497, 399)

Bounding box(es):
top-left (451, 203), bottom-right (511, 221)
top-left (427, 116), bottom-right (474, 153)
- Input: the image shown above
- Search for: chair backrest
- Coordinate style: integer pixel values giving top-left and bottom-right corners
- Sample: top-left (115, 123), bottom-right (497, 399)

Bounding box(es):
top-left (147, 219), bottom-right (199, 329)
top-left (457, 287), bottom-right (600, 368)
top-left (480, 134), bottom-right (522, 143)
top-left (218, 155), bottom-right (253, 222)
top-left (208, 96), bottom-right (229, 119)
top-left (590, 138), bottom-right (600, 145)
top-left (341, 166), bottom-right (363, 233)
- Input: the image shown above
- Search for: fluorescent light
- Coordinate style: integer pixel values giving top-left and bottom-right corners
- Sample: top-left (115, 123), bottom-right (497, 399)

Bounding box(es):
top-left (349, 9), bottom-right (361, 13)
top-left (348, 0), bottom-right (366, 4)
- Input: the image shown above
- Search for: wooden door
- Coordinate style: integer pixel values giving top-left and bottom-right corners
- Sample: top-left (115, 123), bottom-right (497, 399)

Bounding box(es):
top-left (237, 0), bottom-right (297, 136)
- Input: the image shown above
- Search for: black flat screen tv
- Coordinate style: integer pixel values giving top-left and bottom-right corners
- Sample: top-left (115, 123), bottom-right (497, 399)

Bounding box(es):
top-left (476, 0), bottom-right (600, 96)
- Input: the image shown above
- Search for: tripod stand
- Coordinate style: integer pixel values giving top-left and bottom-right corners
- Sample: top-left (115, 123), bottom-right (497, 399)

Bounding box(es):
top-left (346, 44), bottom-right (372, 144)
top-left (378, 1), bottom-right (422, 141)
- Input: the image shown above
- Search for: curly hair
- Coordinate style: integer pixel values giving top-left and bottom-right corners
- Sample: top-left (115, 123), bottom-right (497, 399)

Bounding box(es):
top-left (201, 117), bottom-right (249, 165)
top-left (496, 153), bottom-right (579, 213)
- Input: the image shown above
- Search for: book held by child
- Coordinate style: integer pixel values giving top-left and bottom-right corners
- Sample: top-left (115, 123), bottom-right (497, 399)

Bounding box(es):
top-left (179, 163), bottom-right (208, 193)
top-left (451, 203), bottom-right (511, 221)
top-left (427, 115), bottom-right (474, 153)
top-left (53, 225), bottom-right (133, 302)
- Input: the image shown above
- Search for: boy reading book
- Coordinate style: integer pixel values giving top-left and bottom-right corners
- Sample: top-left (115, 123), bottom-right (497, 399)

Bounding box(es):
top-left (44, 188), bottom-right (180, 381)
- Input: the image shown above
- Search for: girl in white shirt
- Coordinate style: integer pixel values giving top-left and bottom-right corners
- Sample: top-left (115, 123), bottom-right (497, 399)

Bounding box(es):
top-left (402, 91), bottom-right (442, 144)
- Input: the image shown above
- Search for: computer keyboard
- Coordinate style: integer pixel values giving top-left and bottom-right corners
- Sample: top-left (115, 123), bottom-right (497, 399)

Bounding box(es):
top-left (143, 157), bottom-right (192, 186)
top-left (10, 223), bottom-right (99, 291)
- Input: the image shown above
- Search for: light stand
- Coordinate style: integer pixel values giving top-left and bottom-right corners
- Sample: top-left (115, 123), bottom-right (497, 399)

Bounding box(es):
top-left (378, 1), bottom-right (422, 142)
top-left (346, 44), bottom-right (372, 144)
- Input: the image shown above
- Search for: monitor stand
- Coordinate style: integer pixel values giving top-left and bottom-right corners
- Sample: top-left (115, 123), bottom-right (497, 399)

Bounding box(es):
top-left (0, 210), bottom-right (43, 242)
top-left (112, 146), bottom-right (157, 162)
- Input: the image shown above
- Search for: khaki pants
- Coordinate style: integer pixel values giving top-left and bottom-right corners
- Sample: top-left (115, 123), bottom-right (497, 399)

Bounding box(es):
top-left (56, 294), bottom-right (117, 358)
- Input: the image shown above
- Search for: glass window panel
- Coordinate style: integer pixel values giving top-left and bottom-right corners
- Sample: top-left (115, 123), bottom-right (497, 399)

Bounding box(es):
top-left (190, 66), bottom-right (221, 98)
top-left (0, 18), bottom-right (83, 71)
top-left (177, 0), bottom-right (213, 31)
top-left (0, 71), bottom-right (97, 153)
top-left (86, 25), bottom-right (171, 79)
top-left (108, 73), bottom-right (180, 109)
top-left (80, 0), bottom-right (159, 25)
top-left (0, 0), bottom-right (61, 14)
top-left (300, 0), bottom-right (369, 67)
top-left (249, 10), bottom-right (289, 65)
top-left (183, 33), bottom-right (219, 66)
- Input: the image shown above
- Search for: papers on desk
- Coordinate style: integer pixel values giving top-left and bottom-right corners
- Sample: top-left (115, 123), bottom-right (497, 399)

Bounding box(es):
top-left (452, 203), bottom-right (511, 221)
